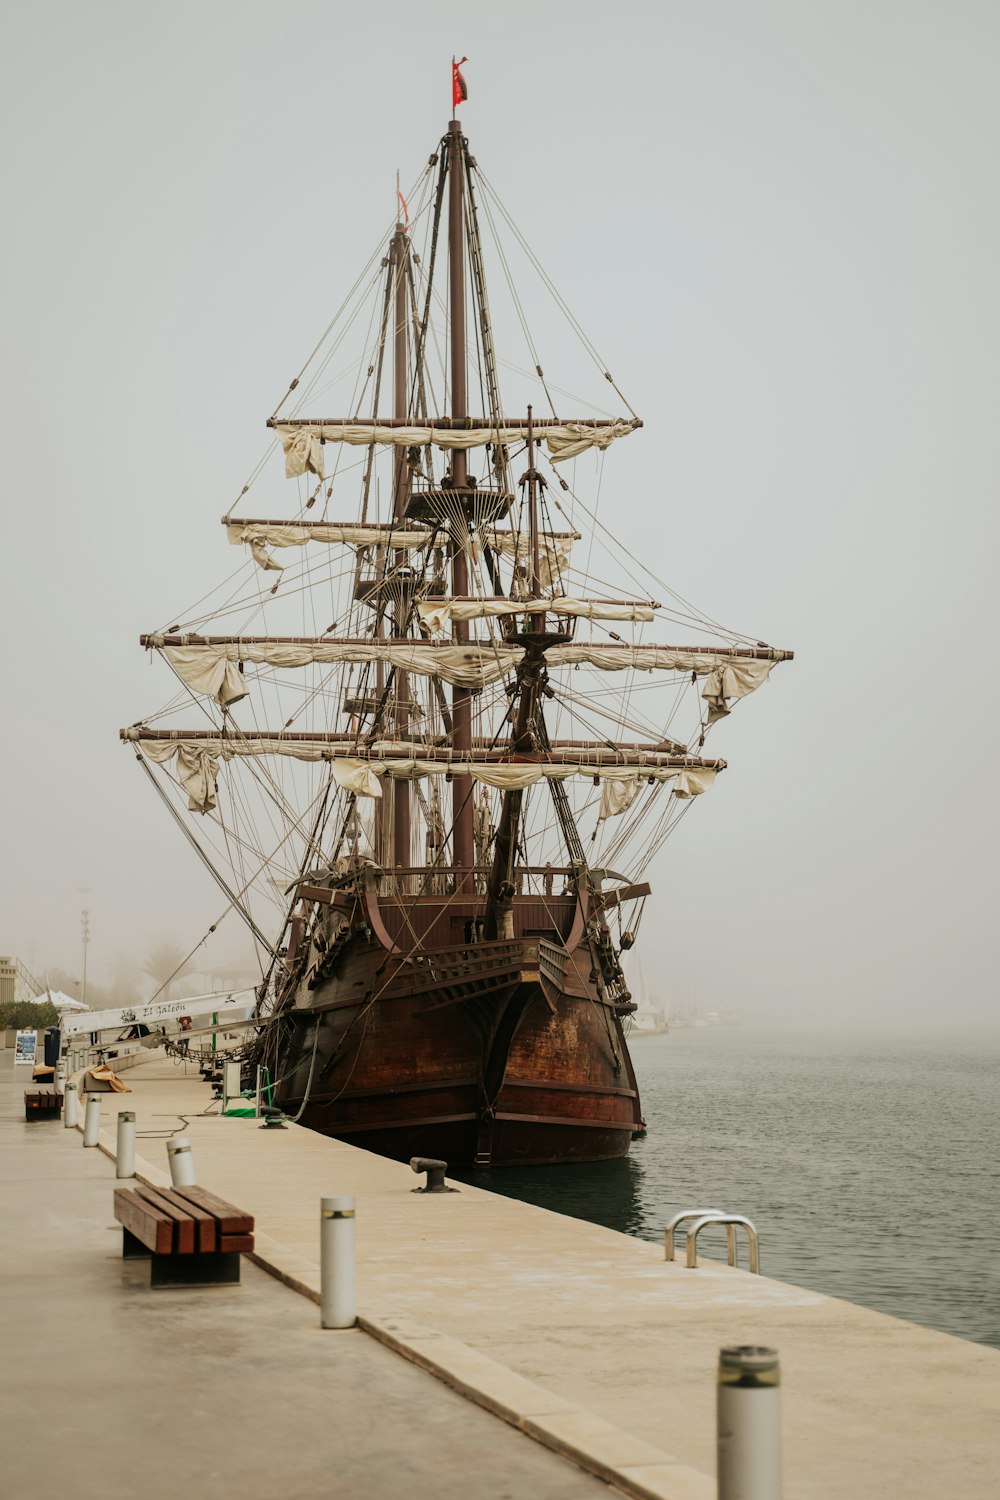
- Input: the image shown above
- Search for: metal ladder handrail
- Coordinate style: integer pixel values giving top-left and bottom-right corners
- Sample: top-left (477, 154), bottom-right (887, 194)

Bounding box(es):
top-left (664, 1208), bottom-right (737, 1266)
top-left (687, 1213), bottom-right (759, 1274)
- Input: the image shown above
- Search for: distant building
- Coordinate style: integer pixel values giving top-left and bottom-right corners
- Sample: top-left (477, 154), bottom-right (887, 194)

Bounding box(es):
top-left (0, 956), bottom-right (44, 1008)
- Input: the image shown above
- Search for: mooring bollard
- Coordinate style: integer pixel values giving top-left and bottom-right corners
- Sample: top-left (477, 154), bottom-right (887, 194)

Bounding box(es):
top-left (166, 1136), bottom-right (196, 1186)
top-left (409, 1156), bottom-right (458, 1193)
top-left (116, 1111), bottom-right (137, 1179)
top-left (82, 1094), bottom-right (102, 1147)
top-left (63, 1081), bottom-right (79, 1129)
top-left (717, 1345), bottom-right (781, 1500)
top-left (320, 1195), bottom-right (357, 1328)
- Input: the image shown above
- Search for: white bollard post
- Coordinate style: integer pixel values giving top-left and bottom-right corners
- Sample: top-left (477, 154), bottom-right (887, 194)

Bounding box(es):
top-left (82, 1094), bottom-right (102, 1147)
top-left (717, 1345), bottom-right (781, 1500)
top-left (55, 1061), bottom-right (67, 1095)
top-left (63, 1081), bottom-right (79, 1129)
top-left (166, 1136), bottom-right (196, 1186)
top-left (116, 1111), bottom-right (137, 1179)
top-left (320, 1195), bottom-right (357, 1328)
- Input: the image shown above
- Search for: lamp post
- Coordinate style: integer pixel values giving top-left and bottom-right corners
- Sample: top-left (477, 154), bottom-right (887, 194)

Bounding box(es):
top-left (80, 909), bottom-right (90, 1005)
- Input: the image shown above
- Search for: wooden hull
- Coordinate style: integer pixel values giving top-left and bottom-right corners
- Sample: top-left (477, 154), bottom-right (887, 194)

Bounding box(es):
top-left (271, 891), bottom-right (643, 1169)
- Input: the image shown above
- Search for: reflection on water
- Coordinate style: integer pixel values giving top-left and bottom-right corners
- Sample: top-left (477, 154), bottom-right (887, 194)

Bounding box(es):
top-left (470, 1026), bottom-right (1000, 1351)
top-left (467, 1153), bottom-right (648, 1239)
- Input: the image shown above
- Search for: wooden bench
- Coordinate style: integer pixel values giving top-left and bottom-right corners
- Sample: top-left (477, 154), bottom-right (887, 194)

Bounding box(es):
top-left (113, 1184), bottom-right (254, 1287)
top-left (24, 1086), bottom-right (62, 1120)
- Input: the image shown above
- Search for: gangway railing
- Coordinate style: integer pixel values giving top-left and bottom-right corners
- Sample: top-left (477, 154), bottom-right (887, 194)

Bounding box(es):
top-left (664, 1209), bottom-right (760, 1274)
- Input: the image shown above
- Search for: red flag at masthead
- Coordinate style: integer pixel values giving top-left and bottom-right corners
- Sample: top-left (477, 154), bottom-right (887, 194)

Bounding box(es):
top-left (396, 171), bottom-right (409, 233)
top-left (452, 56), bottom-right (468, 108)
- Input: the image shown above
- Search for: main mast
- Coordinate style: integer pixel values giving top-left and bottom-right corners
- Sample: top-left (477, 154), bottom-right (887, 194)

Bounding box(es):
top-left (390, 215), bottom-right (411, 871)
top-left (447, 118), bottom-right (475, 889)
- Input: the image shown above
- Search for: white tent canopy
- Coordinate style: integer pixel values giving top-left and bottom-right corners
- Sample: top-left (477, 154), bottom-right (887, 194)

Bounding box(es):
top-left (14, 989), bottom-right (89, 1014)
top-left (43, 990), bottom-right (90, 1013)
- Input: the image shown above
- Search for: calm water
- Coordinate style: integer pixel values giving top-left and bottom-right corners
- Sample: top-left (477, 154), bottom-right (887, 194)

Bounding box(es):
top-left (471, 1026), bottom-right (1000, 1350)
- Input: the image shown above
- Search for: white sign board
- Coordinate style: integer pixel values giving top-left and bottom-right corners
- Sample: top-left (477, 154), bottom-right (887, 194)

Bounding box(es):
top-left (60, 989), bottom-right (255, 1039)
top-left (13, 1029), bottom-right (38, 1067)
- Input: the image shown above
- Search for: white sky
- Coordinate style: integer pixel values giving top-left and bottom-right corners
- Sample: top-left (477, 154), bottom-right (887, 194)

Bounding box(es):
top-left (2, 1), bottom-right (997, 1022)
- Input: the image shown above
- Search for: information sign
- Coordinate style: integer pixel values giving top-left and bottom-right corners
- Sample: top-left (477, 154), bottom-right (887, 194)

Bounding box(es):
top-left (13, 1029), bottom-right (38, 1067)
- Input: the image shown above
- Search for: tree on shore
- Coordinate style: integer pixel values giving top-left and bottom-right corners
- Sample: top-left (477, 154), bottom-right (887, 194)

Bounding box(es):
top-left (106, 952), bottom-right (144, 1006)
top-left (0, 999), bottom-right (58, 1029)
top-left (141, 941), bottom-right (192, 1000)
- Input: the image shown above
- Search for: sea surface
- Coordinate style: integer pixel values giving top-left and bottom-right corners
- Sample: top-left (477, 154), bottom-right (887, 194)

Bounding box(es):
top-left (472, 1025), bottom-right (1000, 1350)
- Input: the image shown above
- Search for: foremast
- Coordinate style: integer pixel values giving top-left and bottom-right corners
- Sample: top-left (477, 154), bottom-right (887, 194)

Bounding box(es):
top-left (485, 408), bottom-right (554, 939)
top-left (483, 409), bottom-right (632, 1016)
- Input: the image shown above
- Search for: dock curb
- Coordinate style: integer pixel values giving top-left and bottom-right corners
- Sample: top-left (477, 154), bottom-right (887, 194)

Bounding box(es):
top-left (243, 1225), bottom-right (715, 1500)
top-left (361, 1310), bottom-right (715, 1500)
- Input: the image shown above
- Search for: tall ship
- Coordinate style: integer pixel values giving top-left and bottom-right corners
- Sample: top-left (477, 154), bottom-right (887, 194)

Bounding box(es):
top-left (121, 82), bottom-right (791, 1168)
top-left (621, 953), bottom-right (669, 1038)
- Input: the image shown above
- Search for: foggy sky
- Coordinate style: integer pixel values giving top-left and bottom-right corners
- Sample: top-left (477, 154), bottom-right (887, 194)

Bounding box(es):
top-left (2, 1), bottom-right (997, 1024)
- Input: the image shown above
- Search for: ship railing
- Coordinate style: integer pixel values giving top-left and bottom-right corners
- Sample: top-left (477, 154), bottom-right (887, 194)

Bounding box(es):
top-left (404, 478), bottom-right (514, 527)
top-left (376, 864), bottom-right (577, 898)
top-left (664, 1210), bottom-right (760, 1274)
top-left (375, 864), bottom-right (487, 898)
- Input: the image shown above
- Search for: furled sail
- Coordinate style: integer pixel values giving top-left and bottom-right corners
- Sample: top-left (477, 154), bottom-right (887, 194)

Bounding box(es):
top-left (159, 646), bottom-right (250, 707)
top-left (270, 418), bottom-right (640, 479)
top-left (157, 639), bottom-right (529, 692)
top-left (415, 598), bottom-right (657, 631)
top-left (148, 636), bottom-right (788, 711)
top-left (122, 728), bottom-right (721, 815)
top-left (225, 518), bottom-right (578, 588)
top-left (547, 646), bottom-right (784, 721)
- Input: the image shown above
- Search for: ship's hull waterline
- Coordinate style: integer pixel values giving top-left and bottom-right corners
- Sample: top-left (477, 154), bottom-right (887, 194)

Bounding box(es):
top-left (271, 901), bottom-right (643, 1169)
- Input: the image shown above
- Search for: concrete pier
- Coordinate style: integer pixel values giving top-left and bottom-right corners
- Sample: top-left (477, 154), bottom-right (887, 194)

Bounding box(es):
top-left (6, 1051), bottom-right (999, 1498)
top-left (0, 1057), bottom-right (627, 1500)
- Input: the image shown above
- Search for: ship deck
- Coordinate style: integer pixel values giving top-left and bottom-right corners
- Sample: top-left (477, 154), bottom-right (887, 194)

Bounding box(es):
top-left (9, 1050), bottom-right (999, 1499)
